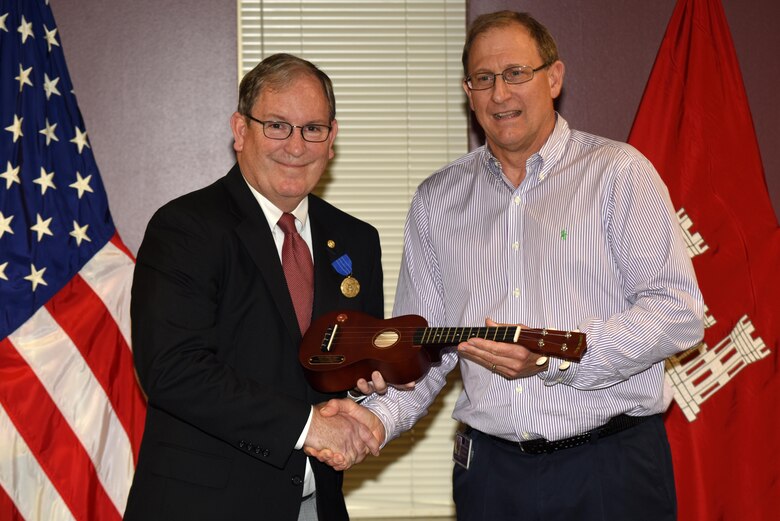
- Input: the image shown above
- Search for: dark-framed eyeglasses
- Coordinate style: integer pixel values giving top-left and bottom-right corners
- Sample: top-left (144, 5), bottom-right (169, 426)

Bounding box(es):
top-left (245, 114), bottom-right (332, 143)
top-left (464, 63), bottom-right (550, 91)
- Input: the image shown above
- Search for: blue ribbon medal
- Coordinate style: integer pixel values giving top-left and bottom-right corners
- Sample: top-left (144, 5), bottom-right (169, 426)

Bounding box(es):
top-left (332, 254), bottom-right (360, 298)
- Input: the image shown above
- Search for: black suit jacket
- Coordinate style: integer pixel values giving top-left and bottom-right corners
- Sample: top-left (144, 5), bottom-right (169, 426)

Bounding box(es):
top-left (124, 164), bottom-right (383, 521)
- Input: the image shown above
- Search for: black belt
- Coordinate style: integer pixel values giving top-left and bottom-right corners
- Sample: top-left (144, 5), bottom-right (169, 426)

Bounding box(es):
top-left (471, 414), bottom-right (654, 455)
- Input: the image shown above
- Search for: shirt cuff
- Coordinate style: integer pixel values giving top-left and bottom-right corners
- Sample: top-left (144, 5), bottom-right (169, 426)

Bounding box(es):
top-left (347, 389), bottom-right (368, 403)
top-left (295, 406), bottom-right (314, 450)
top-left (537, 357), bottom-right (578, 387)
top-left (361, 400), bottom-right (393, 448)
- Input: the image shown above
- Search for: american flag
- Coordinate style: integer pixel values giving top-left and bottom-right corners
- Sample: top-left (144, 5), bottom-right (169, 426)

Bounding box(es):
top-left (0, 1), bottom-right (145, 519)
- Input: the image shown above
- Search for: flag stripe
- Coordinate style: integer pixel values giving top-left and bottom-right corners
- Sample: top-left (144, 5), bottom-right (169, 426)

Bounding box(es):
top-left (46, 243), bottom-right (145, 460)
top-left (109, 234), bottom-right (136, 263)
top-left (0, 423), bottom-right (57, 521)
top-left (0, 339), bottom-right (120, 521)
top-left (80, 237), bottom-right (134, 350)
top-left (6, 305), bottom-right (134, 517)
top-left (6, 304), bottom-right (133, 517)
top-left (0, 403), bottom-right (73, 521)
top-left (0, 485), bottom-right (22, 521)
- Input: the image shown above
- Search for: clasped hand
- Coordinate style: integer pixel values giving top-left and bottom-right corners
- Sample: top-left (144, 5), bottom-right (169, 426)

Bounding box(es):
top-left (303, 398), bottom-right (385, 471)
top-left (303, 399), bottom-right (383, 471)
top-left (303, 371), bottom-right (412, 471)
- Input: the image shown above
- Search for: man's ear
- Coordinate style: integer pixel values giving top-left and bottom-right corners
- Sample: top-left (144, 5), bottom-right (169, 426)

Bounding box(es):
top-left (327, 119), bottom-right (339, 160)
top-left (462, 80), bottom-right (476, 112)
top-left (230, 112), bottom-right (247, 152)
top-left (547, 60), bottom-right (565, 99)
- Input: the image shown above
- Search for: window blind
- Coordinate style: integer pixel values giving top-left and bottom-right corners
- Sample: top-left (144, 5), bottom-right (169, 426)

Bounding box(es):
top-left (238, 1), bottom-right (466, 517)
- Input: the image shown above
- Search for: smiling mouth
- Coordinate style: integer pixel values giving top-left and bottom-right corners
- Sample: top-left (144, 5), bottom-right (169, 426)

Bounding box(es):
top-left (493, 110), bottom-right (522, 120)
top-left (277, 159), bottom-right (308, 169)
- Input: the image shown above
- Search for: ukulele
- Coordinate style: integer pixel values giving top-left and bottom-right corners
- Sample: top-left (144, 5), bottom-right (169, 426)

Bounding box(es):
top-left (299, 310), bottom-right (586, 393)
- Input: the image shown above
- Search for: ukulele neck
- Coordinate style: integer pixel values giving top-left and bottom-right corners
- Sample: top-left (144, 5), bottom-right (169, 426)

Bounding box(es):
top-left (414, 326), bottom-right (519, 346)
top-left (413, 325), bottom-right (586, 362)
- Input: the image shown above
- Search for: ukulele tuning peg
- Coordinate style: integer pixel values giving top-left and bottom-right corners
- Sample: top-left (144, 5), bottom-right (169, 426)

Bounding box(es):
top-left (535, 356), bottom-right (548, 366)
top-left (558, 361), bottom-right (571, 371)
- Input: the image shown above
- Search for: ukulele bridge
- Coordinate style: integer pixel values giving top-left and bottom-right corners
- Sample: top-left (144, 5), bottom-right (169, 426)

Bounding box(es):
top-left (307, 355), bottom-right (346, 366)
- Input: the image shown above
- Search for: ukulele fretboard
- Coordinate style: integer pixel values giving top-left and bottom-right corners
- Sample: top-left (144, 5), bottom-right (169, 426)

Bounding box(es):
top-left (414, 327), bottom-right (520, 346)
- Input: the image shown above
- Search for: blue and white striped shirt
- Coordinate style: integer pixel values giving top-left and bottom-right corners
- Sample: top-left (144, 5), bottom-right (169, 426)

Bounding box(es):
top-left (364, 115), bottom-right (704, 443)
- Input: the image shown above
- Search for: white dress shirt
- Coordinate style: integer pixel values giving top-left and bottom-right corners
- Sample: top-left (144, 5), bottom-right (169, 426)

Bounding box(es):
top-left (244, 179), bottom-right (316, 497)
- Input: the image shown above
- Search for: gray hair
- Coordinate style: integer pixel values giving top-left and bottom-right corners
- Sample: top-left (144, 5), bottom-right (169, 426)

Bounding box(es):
top-left (237, 53), bottom-right (336, 120)
top-left (462, 11), bottom-right (560, 74)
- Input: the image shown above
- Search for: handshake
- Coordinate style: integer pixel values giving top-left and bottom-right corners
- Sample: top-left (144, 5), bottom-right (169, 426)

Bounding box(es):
top-left (302, 371), bottom-right (413, 471)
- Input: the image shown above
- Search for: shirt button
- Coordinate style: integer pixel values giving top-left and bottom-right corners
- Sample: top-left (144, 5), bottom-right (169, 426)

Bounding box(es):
top-left (512, 241), bottom-right (519, 251)
top-left (521, 432), bottom-right (531, 440)
top-left (513, 288), bottom-right (520, 298)
top-left (514, 196), bottom-right (521, 205)
top-left (515, 385), bottom-right (523, 393)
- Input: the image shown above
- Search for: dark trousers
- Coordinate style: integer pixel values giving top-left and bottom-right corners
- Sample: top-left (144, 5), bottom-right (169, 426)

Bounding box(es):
top-left (453, 415), bottom-right (676, 521)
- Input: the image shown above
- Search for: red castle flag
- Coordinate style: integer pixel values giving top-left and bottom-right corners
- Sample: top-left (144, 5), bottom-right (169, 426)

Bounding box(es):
top-left (628, 0), bottom-right (780, 519)
top-left (0, 1), bottom-right (146, 519)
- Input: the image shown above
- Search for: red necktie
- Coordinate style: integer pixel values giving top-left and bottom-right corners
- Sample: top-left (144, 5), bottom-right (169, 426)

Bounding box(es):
top-left (278, 213), bottom-right (314, 334)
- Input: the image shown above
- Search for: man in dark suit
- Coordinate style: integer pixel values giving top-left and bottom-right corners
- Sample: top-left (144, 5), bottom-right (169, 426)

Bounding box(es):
top-left (124, 53), bottom-right (384, 521)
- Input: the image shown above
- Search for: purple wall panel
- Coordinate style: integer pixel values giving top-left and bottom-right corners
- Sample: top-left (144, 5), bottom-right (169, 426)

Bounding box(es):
top-left (53, 1), bottom-right (238, 253)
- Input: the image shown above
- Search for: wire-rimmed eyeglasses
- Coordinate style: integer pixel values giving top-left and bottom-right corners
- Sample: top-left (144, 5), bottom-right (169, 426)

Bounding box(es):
top-left (245, 114), bottom-right (332, 143)
top-left (465, 63), bottom-right (550, 91)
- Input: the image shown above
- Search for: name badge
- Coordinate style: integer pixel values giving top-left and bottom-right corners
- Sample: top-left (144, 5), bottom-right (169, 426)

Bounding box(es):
top-left (453, 430), bottom-right (473, 470)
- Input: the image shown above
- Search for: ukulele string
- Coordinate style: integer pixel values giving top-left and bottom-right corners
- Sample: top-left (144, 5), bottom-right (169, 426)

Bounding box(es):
top-left (315, 326), bottom-right (579, 345)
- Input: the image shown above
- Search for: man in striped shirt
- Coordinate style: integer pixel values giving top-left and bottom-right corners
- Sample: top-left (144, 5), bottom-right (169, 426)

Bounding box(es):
top-left (318, 10), bottom-right (704, 521)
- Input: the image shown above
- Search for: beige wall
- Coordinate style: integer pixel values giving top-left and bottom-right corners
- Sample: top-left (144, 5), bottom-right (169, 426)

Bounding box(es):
top-left (53, 1), bottom-right (779, 255)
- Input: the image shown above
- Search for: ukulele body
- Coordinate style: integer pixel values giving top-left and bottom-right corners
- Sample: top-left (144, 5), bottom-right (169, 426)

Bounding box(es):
top-left (299, 311), bottom-right (440, 393)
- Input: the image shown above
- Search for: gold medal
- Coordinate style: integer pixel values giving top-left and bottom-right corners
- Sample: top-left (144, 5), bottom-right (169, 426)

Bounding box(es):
top-left (340, 275), bottom-right (360, 298)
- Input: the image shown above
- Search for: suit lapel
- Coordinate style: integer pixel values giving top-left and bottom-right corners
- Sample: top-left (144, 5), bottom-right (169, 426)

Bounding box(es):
top-left (309, 197), bottom-right (348, 321)
top-left (224, 165), bottom-right (301, 342)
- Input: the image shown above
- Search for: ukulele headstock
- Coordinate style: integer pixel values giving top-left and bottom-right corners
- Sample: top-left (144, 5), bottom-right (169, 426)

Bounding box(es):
top-left (517, 328), bottom-right (587, 362)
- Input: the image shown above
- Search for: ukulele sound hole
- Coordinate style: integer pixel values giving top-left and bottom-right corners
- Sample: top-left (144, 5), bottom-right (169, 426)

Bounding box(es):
top-left (373, 330), bottom-right (400, 349)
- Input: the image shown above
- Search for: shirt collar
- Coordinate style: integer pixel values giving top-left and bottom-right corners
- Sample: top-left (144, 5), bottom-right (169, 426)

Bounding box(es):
top-left (480, 113), bottom-right (571, 184)
top-left (242, 178), bottom-right (310, 232)
top-left (535, 113), bottom-right (570, 181)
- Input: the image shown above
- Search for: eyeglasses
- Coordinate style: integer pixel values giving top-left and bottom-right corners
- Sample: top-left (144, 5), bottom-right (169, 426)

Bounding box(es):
top-left (245, 114), bottom-right (332, 143)
top-left (465, 64), bottom-right (550, 91)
